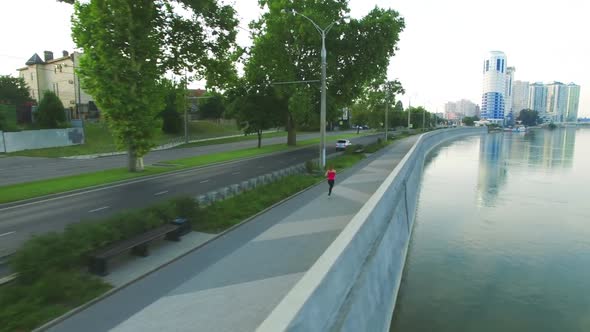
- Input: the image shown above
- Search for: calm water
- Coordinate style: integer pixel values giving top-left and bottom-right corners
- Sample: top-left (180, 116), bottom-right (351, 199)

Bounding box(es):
top-left (390, 128), bottom-right (590, 332)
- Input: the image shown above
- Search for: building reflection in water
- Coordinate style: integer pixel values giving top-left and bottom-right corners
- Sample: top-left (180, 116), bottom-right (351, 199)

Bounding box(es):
top-left (476, 128), bottom-right (577, 206)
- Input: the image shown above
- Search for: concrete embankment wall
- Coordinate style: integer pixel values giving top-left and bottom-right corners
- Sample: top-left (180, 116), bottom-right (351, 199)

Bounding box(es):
top-left (257, 127), bottom-right (486, 332)
top-left (0, 128), bottom-right (85, 153)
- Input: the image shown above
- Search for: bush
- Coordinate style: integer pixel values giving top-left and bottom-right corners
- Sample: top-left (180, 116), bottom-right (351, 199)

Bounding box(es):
top-left (10, 197), bottom-right (197, 283)
top-left (305, 160), bottom-right (318, 173)
top-left (36, 91), bottom-right (66, 129)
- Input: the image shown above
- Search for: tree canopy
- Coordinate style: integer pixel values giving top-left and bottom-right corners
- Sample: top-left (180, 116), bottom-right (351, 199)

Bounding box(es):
top-left (0, 75), bottom-right (32, 106)
top-left (243, 0), bottom-right (405, 145)
top-left (71, 0), bottom-right (240, 171)
top-left (226, 80), bottom-right (284, 148)
top-left (517, 109), bottom-right (540, 126)
top-left (36, 91), bottom-right (66, 129)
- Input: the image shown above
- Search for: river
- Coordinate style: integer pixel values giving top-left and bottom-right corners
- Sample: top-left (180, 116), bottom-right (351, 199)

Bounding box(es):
top-left (390, 127), bottom-right (590, 332)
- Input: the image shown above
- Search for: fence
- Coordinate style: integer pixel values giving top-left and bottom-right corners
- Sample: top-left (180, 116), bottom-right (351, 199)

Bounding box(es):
top-left (0, 128), bottom-right (85, 153)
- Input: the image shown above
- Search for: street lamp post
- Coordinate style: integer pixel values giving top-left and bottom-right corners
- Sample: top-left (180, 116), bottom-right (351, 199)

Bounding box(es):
top-left (283, 9), bottom-right (345, 169)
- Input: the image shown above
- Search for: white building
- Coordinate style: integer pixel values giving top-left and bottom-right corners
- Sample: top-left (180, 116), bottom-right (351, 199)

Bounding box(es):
top-left (565, 83), bottom-right (580, 122)
top-left (17, 50), bottom-right (96, 119)
top-left (481, 51), bottom-right (507, 124)
top-left (504, 66), bottom-right (515, 124)
top-left (512, 80), bottom-right (530, 118)
top-left (545, 81), bottom-right (568, 122)
top-left (528, 82), bottom-right (547, 120)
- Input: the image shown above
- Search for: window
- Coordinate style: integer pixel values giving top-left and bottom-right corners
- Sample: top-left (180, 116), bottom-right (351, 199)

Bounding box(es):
top-left (496, 59), bottom-right (501, 71)
top-left (486, 60), bottom-right (489, 71)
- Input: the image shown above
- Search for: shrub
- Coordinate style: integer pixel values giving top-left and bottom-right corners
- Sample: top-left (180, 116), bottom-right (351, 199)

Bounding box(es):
top-left (36, 91), bottom-right (66, 129)
top-left (305, 160), bottom-right (318, 173)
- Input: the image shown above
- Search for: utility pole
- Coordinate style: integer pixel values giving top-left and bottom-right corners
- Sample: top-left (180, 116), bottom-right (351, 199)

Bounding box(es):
top-left (422, 107), bottom-right (426, 131)
top-left (384, 91), bottom-right (389, 141)
top-left (407, 98), bottom-right (411, 129)
top-left (282, 9), bottom-right (346, 169)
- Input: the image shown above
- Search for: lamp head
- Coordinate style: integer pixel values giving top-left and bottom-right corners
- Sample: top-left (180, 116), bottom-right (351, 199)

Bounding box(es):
top-left (281, 9), bottom-right (296, 15)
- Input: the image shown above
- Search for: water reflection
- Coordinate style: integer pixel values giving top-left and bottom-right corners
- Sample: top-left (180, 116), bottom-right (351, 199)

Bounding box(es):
top-left (476, 128), bottom-right (577, 207)
top-left (390, 127), bottom-right (590, 332)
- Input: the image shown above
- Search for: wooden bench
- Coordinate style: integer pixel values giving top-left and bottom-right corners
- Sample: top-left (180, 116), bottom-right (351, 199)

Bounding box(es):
top-left (88, 224), bottom-right (182, 276)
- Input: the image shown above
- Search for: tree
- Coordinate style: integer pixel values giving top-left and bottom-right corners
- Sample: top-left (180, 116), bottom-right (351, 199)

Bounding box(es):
top-left (71, 0), bottom-right (239, 171)
top-left (244, 0), bottom-right (404, 146)
top-left (463, 116), bottom-right (480, 126)
top-left (226, 82), bottom-right (284, 148)
top-left (36, 91), bottom-right (66, 129)
top-left (517, 109), bottom-right (540, 126)
top-left (158, 79), bottom-right (184, 134)
top-left (199, 93), bottom-right (225, 120)
top-left (0, 75), bottom-right (32, 106)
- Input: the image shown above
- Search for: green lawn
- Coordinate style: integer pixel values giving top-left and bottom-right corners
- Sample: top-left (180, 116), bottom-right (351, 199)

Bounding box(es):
top-left (6, 120), bottom-right (243, 158)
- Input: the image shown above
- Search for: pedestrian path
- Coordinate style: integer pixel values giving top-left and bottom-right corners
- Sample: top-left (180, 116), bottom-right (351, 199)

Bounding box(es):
top-left (45, 135), bottom-right (419, 332)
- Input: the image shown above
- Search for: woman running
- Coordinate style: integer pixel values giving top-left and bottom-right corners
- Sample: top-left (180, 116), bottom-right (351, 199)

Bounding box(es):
top-left (325, 165), bottom-right (336, 196)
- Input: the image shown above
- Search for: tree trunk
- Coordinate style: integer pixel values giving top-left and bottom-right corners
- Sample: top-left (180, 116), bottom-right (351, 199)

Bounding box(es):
top-left (127, 146), bottom-right (137, 172)
top-left (286, 112), bottom-right (296, 146)
top-left (257, 129), bottom-right (262, 148)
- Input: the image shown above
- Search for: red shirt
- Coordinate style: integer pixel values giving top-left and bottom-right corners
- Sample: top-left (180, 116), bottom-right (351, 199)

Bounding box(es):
top-left (327, 170), bottom-right (336, 180)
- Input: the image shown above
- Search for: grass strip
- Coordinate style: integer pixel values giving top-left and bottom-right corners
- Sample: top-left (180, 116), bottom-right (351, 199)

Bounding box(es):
top-left (0, 133), bottom-right (374, 204)
top-left (1, 138), bottom-right (392, 332)
top-left (0, 167), bottom-right (180, 204)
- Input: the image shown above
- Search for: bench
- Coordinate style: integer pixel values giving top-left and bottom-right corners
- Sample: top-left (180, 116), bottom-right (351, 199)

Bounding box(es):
top-left (88, 223), bottom-right (183, 276)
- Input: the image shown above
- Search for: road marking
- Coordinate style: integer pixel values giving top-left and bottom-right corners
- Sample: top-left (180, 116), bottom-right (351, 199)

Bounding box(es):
top-left (200, 179), bottom-right (210, 183)
top-left (154, 190), bottom-right (168, 196)
top-left (89, 206), bottom-right (110, 213)
top-left (0, 231), bottom-right (16, 237)
top-left (232, 171), bottom-right (240, 175)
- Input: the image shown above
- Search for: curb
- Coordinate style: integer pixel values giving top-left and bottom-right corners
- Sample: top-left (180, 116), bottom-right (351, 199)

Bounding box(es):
top-left (32, 135), bottom-right (396, 331)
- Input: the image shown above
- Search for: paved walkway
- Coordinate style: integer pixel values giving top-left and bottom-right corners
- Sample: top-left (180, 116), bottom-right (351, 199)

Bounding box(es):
top-left (45, 135), bottom-right (419, 332)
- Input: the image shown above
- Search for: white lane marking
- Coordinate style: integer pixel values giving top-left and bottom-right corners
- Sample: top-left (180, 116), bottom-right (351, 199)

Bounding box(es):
top-left (154, 190), bottom-right (168, 196)
top-left (232, 172), bottom-right (240, 175)
top-left (0, 231), bottom-right (16, 237)
top-left (199, 179), bottom-right (210, 183)
top-left (89, 206), bottom-right (110, 213)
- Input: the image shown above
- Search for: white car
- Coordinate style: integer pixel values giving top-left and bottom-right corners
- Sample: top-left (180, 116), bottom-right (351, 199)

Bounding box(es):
top-left (335, 139), bottom-right (352, 151)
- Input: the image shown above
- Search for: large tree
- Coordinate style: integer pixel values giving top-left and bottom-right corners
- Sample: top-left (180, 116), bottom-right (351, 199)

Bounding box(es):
top-left (71, 0), bottom-right (239, 171)
top-left (517, 109), bottom-right (540, 126)
top-left (244, 0), bottom-right (404, 145)
top-left (0, 75), bottom-right (32, 106)
top-left (226, 81), bottom-right (284, 148)
top-left (36, 91), bottom-right (66, 129)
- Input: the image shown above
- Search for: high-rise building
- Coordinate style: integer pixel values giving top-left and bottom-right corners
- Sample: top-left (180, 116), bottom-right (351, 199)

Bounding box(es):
top-left (546, 81), bottom-right (568, 122)
top-left (504, 67), bottom-right (515, 124)
top-left (512, 80), bottom-right (530, 117)
top-left (481, 51), bottom-right (507, 124)
top-left (528, 82), bottom-right (547, 120)
top-left (566, 83), bottom-right (580, 122)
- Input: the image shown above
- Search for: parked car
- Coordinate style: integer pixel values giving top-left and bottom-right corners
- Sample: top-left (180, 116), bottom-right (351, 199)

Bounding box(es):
top-left (336, 139), bottom-right (352, 151)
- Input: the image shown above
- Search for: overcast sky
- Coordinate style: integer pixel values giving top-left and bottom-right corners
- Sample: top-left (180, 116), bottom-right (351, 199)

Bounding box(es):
top-left (1, 0), bottom-right (588, 116)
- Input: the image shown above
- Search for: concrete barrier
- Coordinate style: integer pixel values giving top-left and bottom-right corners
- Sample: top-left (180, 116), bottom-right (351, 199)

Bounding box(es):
top-left (2, 128), bottom-right (85, 153)
top-left (257, 127), bottom-right (485, 332)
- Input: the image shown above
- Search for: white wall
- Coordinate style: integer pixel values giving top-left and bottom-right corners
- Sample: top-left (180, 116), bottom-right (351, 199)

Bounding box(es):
top-left (257, 127), bottom-right (486, 332)
top-left (1, 128), bottom-right (85, 153)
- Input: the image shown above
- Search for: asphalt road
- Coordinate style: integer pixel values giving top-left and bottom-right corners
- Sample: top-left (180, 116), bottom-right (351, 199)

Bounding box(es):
top-left (0, 134), bottom-right (380, 258)
top-left (0, 131), bottom-right (361, 186)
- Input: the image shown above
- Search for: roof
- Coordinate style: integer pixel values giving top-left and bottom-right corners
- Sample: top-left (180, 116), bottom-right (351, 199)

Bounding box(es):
top-left (25, 53), bottom-right (44, 65)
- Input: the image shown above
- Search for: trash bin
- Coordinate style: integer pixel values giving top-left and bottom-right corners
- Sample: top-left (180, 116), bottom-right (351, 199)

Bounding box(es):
top-left (171, 217), bottom-right (191, 236)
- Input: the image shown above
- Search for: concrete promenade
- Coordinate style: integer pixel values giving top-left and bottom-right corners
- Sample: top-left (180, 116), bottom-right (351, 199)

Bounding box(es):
top-left (45, 135), bottom-right (419, 332)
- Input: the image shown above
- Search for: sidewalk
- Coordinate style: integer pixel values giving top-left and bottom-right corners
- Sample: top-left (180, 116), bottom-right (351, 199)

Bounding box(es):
top-left (44, 134), bottom-right (419, 332)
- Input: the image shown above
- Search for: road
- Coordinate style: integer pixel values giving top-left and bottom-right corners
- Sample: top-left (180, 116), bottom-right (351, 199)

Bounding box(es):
top-left (0, 131), bottom-right (359, 187)
top-left (0, 134), bottom-right (380, 258)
